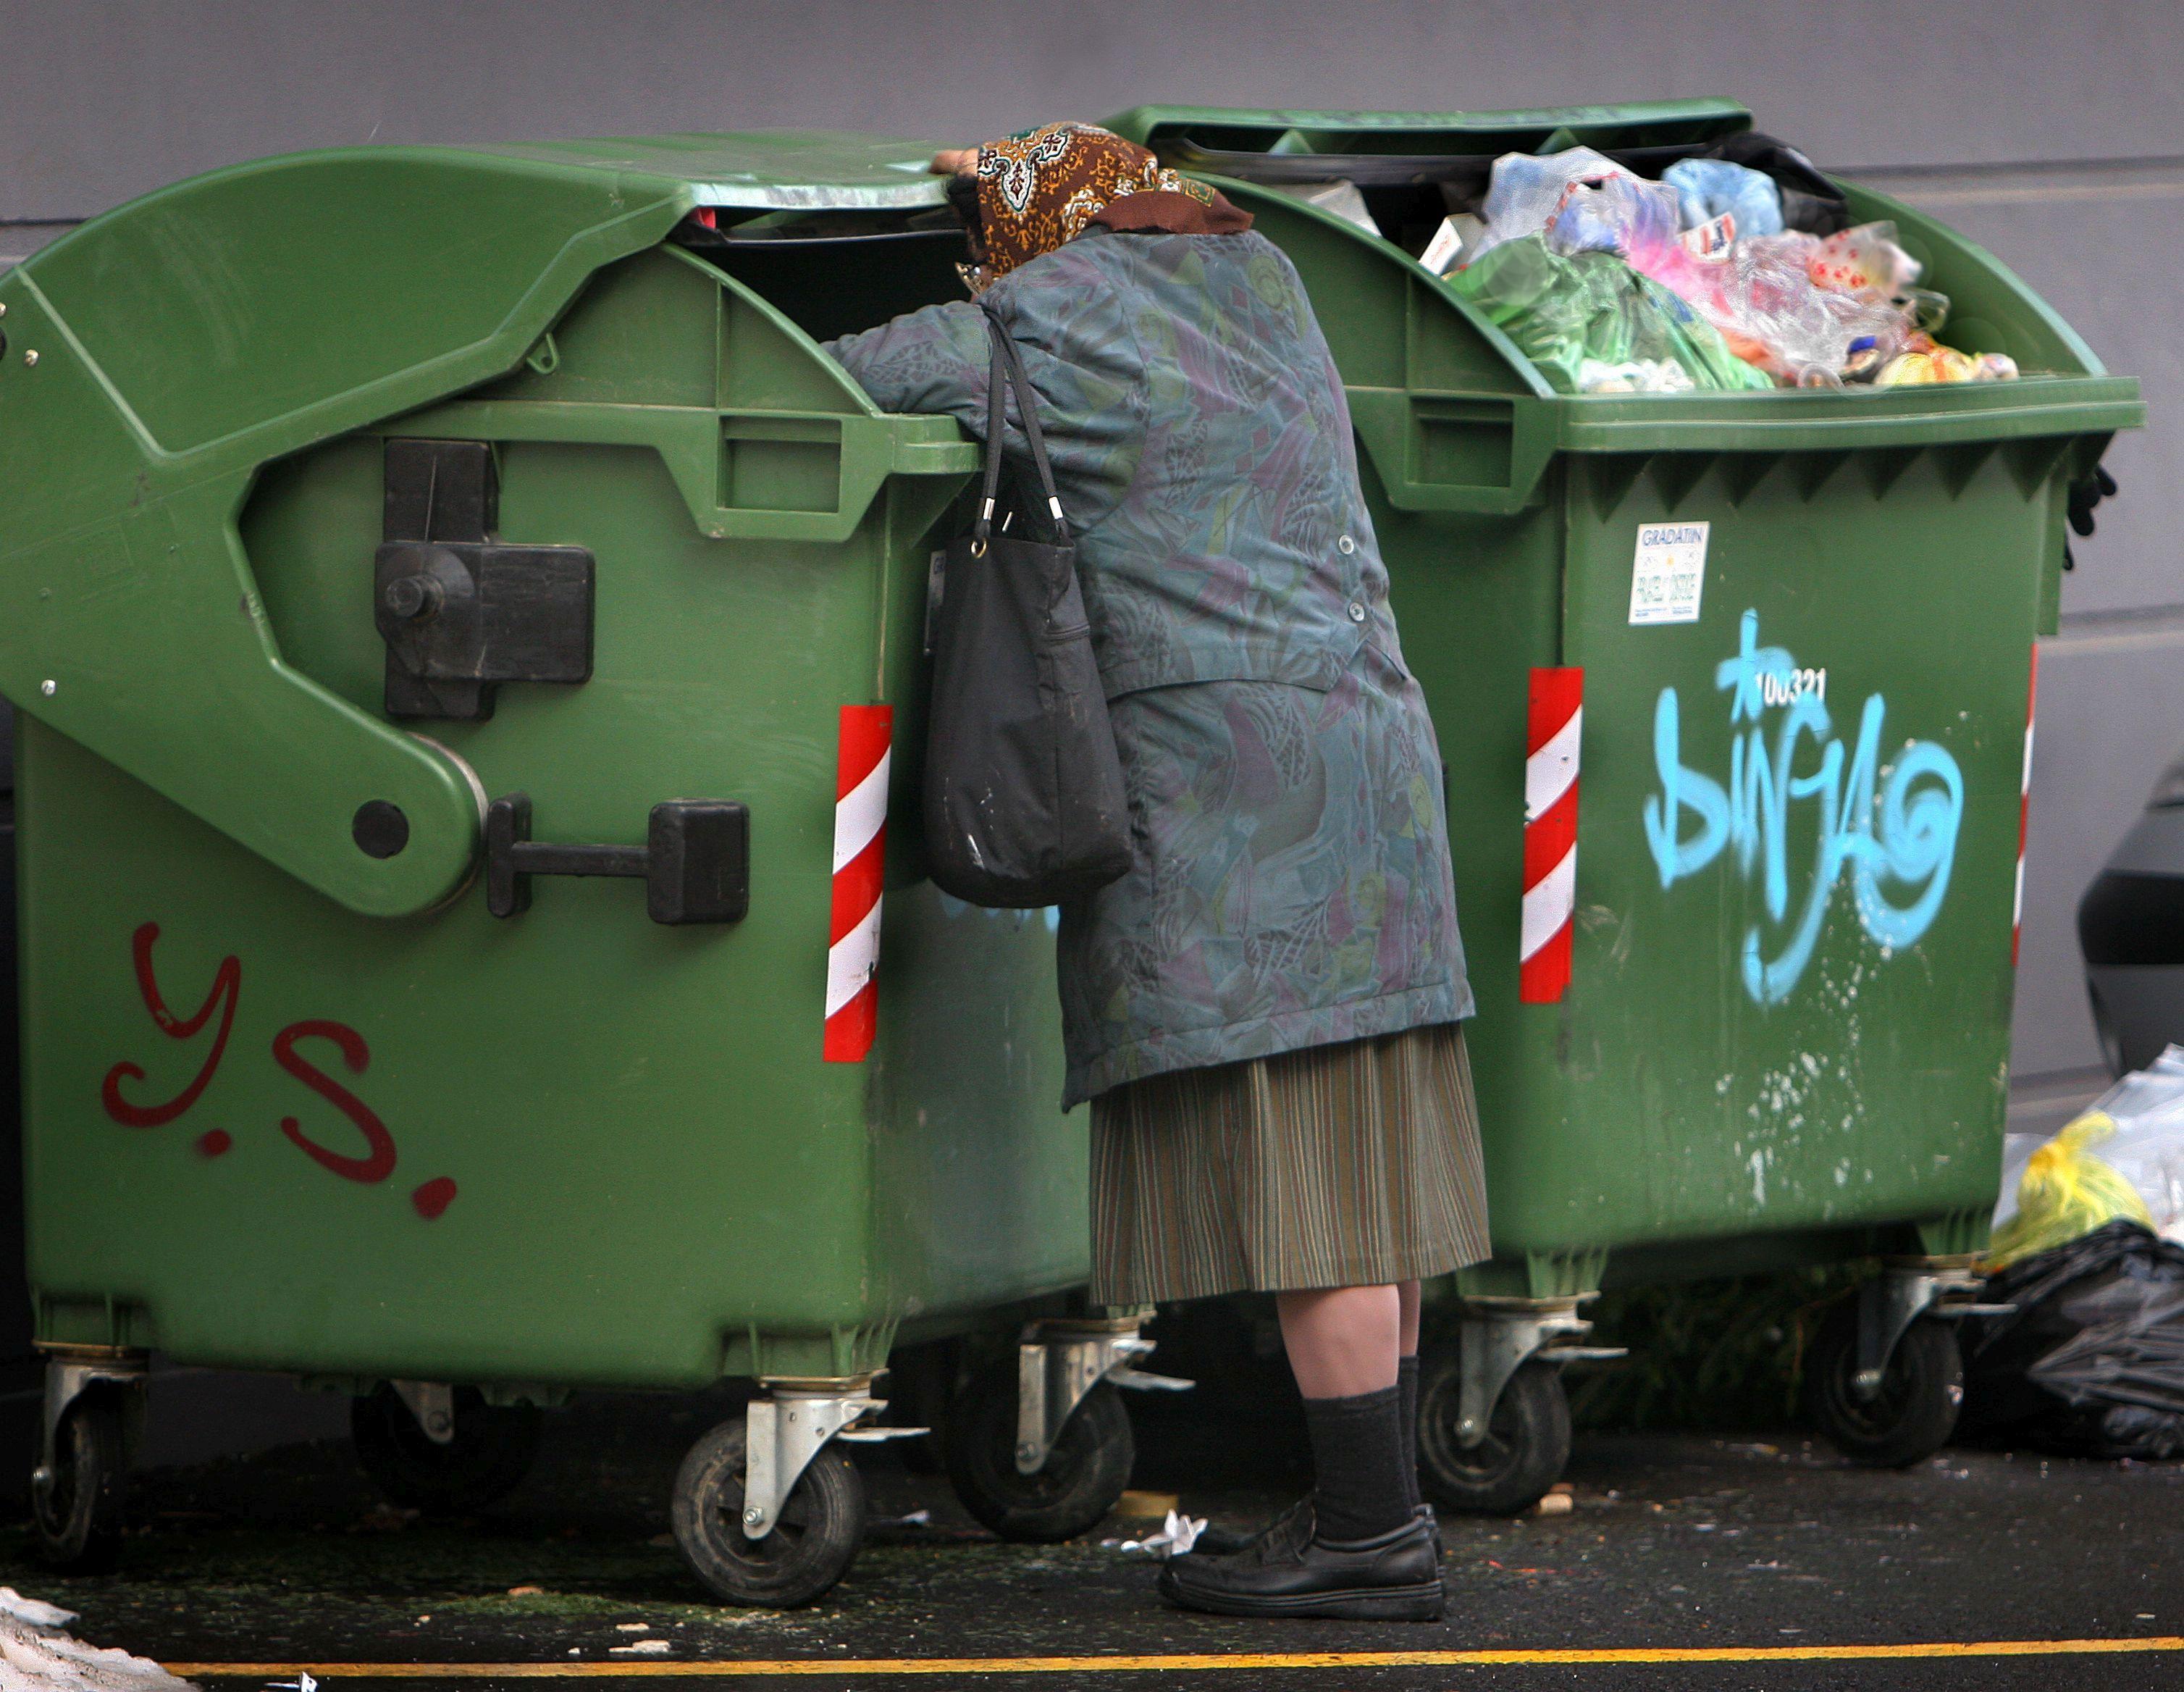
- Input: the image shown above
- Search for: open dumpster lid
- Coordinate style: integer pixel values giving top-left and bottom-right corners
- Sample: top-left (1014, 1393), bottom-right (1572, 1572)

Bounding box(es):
top-left (1105, 101), bottom-right (1753, 186)
top-left (470, 130), bottom-right (949, 209)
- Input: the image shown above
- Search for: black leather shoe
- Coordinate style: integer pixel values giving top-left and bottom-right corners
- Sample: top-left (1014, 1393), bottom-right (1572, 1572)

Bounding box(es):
top-left (1159, 1503), bottom-right (1445, 1621)
top-left (1196, 1499), bottom-right (1439, 1559)
top-left (1190, 1496), bottom-right (1311, 1557)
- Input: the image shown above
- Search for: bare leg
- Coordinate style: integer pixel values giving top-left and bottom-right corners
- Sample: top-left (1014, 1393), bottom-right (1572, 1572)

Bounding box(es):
top-left (1276, 1284), bottom-right (1401, 1399)
top-left (1397, 1279), bottom-right (1422, 1357)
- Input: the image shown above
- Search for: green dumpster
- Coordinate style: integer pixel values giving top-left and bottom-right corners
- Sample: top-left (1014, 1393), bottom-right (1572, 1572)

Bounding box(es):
top-left (1107, 101), bottom-right (2143, 1504)
top-left (0, 131), bottom-right (1172, 1604)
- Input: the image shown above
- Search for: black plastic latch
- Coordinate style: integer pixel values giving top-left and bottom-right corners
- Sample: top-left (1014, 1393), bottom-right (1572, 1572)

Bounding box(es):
top-left (377, 438), bottom-right (596, 722)
top-left (486, 795), bottom-right (750, 926)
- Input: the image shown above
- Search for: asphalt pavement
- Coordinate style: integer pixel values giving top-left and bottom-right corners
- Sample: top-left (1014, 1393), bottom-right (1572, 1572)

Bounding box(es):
top-left (4, 1382), bottom-right (2180, 1692)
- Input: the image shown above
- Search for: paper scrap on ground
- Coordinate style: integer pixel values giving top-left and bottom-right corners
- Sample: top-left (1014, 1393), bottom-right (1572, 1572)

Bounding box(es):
top-left (608, 1640), bottom-right (672, 1657)
top-left (0, 1596), bottom-right (196, 1692)
top-left (1115, 1508), bottom-right (1206, 1557)
top-left (0, 1598), bottom-right (76, 1636)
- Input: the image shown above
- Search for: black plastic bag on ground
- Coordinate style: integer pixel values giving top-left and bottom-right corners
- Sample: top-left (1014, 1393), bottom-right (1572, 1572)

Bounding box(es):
top-left (1957, 1219), bottom-right (2184, 1459)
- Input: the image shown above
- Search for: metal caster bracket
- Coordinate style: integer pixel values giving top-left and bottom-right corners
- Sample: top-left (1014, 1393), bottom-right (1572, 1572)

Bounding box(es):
top-left (1015, 1320), bottom-right (1192, 1476)
top-left (742, 1381), bottom-right (927, 1539)
top-left (392, 1381), bottom-right (456, 1445)
top-left (1852, 1260), bottom-right (2014, 1401)
top-left (32, 1348), bottom-right (148, 1504)
top-left (1456, 1299), bottom-right (1626, 1448)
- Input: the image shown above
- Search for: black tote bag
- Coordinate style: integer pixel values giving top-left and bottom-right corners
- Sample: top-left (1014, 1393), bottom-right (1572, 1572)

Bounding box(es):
top-left (921, 305), bottom-right (1131, 908)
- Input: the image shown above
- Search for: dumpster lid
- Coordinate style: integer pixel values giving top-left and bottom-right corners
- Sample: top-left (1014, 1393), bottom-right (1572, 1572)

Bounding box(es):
top-left (1106, 101), bottom-right (1753, 186)
top-left (469, 130), bottom-right (949, 209)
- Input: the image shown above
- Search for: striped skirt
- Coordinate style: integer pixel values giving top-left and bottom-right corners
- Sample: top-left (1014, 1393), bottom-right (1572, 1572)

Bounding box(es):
top-left (1089, 1023), bottom-right (1491, 1306)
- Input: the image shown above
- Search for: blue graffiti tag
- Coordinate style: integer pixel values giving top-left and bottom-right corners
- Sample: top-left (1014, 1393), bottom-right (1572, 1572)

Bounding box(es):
top-left (1642, 609), bottom-right (1965, 1004)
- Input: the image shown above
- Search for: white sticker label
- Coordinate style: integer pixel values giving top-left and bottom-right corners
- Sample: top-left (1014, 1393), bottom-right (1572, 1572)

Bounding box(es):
top-left (1629, 522), bottom-right (1710, 626)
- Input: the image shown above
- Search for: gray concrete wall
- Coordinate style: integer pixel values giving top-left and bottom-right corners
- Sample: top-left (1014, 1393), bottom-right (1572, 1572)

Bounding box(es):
top-left (2, 0), bottom-right (2177, 1080)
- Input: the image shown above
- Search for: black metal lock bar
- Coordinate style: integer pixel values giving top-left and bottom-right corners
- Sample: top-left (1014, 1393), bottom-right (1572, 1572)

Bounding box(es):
top-left (487, 795), bottom-right (750, 926)
top-left (377, 439), bottom-right (596, 722)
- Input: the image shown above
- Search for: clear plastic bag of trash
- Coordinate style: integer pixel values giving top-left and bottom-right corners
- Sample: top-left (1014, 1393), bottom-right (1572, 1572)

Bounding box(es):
top-left (1959, 1218), bottom-right (2184, 1459)
top-left (1623, 230), bottom-right (1920, 387)
top-left (1986, 1114), bottom-right (2154, 1270)
top-left (1997, 1046), bottom-right (2184, 1249)
top-left (1543, 172), bottom-right (1683, 263)
top-left (1445, 238), bottom-right (1772, 396)
top-left (1470, 148), bottom-right (1634, 259)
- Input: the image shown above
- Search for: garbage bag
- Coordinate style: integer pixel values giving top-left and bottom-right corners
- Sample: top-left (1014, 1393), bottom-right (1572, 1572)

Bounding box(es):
top-left (1662, 159), bottom-right (1785, 239)
top-left (1958, 1219), bottom-right (2184, 1459)
top-left (1471, 148), bottom-right (1634, 259)
top-left (1998, 1047), bottom-right (2184, 1244)
top-left (1443, 237), bottom-right (1773, 395)
top-left (1986, 1113), bottom-right (2154, 1270)
top-left (1544, 172), bottom-right (1683, 262)
top-left (1695, 130), bottom-right (1850, 236)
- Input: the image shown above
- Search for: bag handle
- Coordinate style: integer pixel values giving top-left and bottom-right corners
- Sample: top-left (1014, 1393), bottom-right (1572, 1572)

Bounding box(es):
top-left (970, 302), bottom-right (1070, 550)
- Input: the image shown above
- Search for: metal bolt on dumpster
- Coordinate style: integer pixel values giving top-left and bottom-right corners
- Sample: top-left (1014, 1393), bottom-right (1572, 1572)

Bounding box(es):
top-left (1107, 99), bottom-right (2143, 1507)
top-left (0, 131), bottom-right (1189, 1605)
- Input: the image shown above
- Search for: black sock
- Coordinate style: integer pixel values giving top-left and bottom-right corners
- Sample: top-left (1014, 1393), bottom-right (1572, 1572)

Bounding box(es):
top-left (1301, 1383), bottom-right (1411, 1543)
top-left (1398, 1354), bottom-right (1421, 1513)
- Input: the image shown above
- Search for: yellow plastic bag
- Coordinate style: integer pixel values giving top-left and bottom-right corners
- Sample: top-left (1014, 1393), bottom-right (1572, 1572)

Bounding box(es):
top-left (1983, 1113), bottom-right (2154, 1270)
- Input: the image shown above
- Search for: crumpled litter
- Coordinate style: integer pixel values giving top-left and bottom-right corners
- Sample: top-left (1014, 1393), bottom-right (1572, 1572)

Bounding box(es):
top-left (1876, 340), bottom-right (2019, 385)
top-left (1109, 1508), bottom-right (1207, 1557)
top-left (1273, 179), bottom-right (1379, 237)
top-left (0, 1598), bottom-right (76, 1635)
top-left (608, 1639), bottom-right (672, 1657)
top-left (0, 1595), bottom-right (194, 1692)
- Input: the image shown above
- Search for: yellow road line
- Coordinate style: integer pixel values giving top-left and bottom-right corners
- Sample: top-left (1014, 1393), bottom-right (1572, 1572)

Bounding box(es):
top-left (165, 1636), bottom-right (2184, 1676)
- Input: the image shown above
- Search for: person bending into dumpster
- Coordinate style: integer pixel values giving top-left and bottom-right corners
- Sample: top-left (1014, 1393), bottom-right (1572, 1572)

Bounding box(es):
top-left (823, 124), bottom-right (1487, 1622)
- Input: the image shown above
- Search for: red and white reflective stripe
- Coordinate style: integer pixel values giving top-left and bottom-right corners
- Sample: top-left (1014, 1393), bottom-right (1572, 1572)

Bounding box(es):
top-left (2014, 648), bottom-right (2038, 967)
top-left (824, 705), bottom-right (893, 1063)
top-left (1520, 667), bottom-right (1584, 1005)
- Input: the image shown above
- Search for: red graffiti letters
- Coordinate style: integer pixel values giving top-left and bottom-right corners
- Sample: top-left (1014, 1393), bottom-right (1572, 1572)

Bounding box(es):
top-left (273, 1020), bottom-right (397, 1184)
top-left (104, 925), bottom-right (455, 1216)
top-left (101, 924), bottom-right (242, 1128)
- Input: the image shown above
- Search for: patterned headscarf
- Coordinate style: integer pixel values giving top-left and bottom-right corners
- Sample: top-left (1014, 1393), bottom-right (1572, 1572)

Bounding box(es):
top-left (973, 122), bottom-right (1248, 278)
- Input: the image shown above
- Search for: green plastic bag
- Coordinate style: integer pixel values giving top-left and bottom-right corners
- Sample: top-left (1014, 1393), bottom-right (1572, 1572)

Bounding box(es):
top-left (1983, 1113), bottom-right (2156, 1270)
top-left (1445, 237), bottom-right (1773, 396)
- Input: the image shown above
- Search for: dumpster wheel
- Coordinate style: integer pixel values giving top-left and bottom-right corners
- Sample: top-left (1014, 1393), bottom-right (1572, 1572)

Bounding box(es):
top-left (945, 1360), bottom-right (1134, 1543)
top-left (672, 1417), bottom-right (866, 1609)
top-left (1416, 1350), bottom-right (1571, 1516)
top-left (1805, 1304), bottom-right (1963, 1467)
top-left (351, 1385), bottom-right (543, 1515)
top-left (32, 1391), bottom-right (127, 1572)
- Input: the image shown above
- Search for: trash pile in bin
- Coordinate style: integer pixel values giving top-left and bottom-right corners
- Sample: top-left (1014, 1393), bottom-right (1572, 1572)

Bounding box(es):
top-left (1349, 135), bottom-right (2018, 396)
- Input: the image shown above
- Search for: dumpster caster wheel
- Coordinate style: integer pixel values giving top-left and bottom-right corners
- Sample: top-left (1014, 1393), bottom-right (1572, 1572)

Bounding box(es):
top-left (1806, 1305), bottom-right (1963, 1467)
top-left (351, 1386), bottom-right (543, 1515)
top-left (1416, 1351), bottom-right (1570, 1516)
top-left (945, 1363), bottom-right (1133, 1542)
top-left (672, 1419), bottom-right (865, 1609)
top-left (32, 1393), bottom-right (127, 1572)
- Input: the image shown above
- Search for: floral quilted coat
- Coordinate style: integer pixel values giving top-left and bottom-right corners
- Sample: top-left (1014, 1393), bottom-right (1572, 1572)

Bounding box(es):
top-left (824, 226), bottom-right (1473, 1106)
